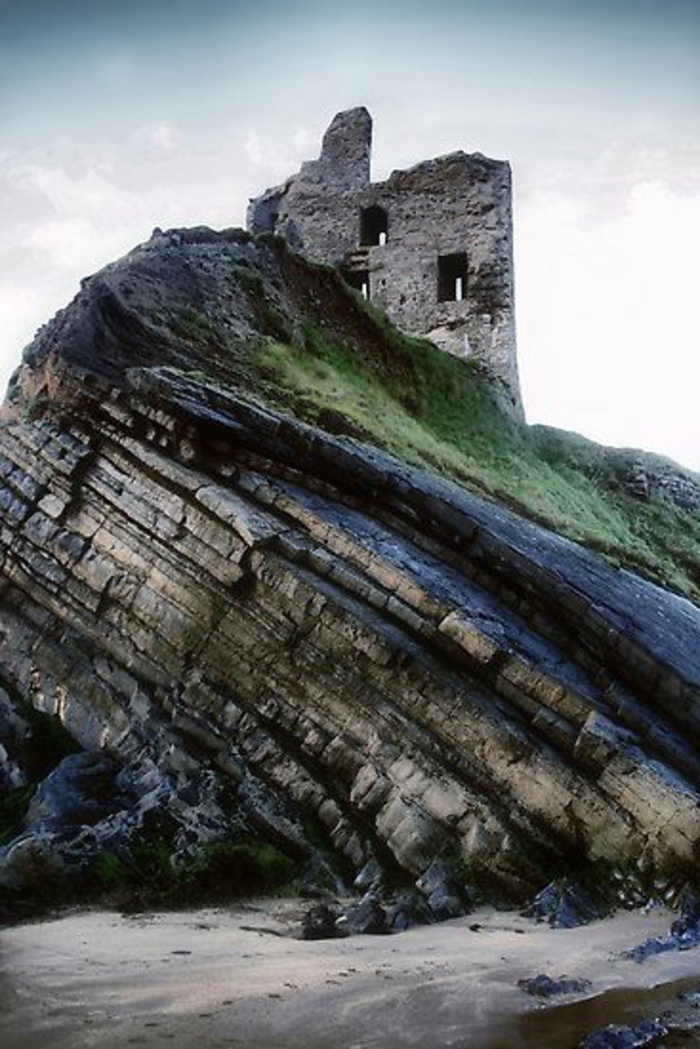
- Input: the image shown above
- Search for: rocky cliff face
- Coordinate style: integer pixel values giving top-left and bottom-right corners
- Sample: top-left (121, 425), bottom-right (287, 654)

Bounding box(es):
top-left (1, 227), bottom-right (699, 916)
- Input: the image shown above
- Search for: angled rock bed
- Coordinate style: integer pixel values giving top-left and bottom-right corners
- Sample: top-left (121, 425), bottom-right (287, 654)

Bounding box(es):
top-left (1, 230), bottom-right (699, 919)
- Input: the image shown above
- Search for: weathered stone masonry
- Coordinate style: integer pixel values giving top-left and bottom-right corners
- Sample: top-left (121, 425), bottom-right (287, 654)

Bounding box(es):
top-left (248, 107), bottom-right (522, 417)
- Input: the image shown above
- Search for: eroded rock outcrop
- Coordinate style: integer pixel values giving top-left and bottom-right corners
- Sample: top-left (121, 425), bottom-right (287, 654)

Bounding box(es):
top-left (1, 228), bottom-right (699, 914)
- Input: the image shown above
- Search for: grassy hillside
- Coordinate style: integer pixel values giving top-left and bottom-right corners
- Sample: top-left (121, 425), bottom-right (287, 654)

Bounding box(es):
top-left (12, 229), bottom-right (698, 606)
top-left (243, 299), bottom-right (700, 605)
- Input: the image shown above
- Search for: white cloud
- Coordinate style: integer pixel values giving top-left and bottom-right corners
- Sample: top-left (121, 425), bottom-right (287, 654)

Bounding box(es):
top-left (244, 132), bottom-right (262, 165)
top-left (516, 179), bottom-right (700, 470)
top-left (0, 283), bottom-right (45, 354)
top-left (293, 126), bottom-right (310, 151)
top-left (0, 280), bottom-right (68, 392)
top-left (9, 163), bottom-right (135, 218)
top-left (150, 124), bottom-right (175, 151)
top-left (243, 128), bottom-right (312, 174)
top-left (148, 123), bottom-right (182, 152)
top-left (25, 216), bottom-right (124, 272)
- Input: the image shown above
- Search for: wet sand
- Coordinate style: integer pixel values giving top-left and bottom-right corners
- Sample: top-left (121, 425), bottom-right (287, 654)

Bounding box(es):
top-left (1, 902), bottom-right (700, 1048)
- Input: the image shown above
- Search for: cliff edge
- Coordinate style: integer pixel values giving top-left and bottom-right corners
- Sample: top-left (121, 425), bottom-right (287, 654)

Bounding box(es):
top-left (1, 227), bottom-right (699, 920)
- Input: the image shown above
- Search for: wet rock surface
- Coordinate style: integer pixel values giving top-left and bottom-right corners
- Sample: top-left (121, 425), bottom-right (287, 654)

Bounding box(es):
top-left (386, 890), bottom-right (432, 931)
top-left (336, 891), bottom-right (391, 936)
top-left (524, 878), bottom-right (610, 929)
top-left (0, 746), bottom-right (255, 918)
top-left (518, 973), bottom-right (592, 997)
top-left (624, 892), bottom-right (700, 963)
top-left (1, 229), bottom-right (700, 920)
top-left (579, 1018), bottom-right (668, 1048)
top-left (300, 902), bottom-right (347, 941)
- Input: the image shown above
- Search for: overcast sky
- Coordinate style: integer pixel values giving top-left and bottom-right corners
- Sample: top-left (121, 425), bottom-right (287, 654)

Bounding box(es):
top-left (1, 0), bottom-right (698, 469)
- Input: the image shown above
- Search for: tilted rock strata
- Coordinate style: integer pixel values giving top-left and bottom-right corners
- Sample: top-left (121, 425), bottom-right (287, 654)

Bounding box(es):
top-left (1, 355), bottom-right (700, 901)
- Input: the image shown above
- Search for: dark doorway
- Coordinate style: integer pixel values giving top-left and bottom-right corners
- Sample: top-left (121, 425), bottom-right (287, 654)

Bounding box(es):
top-left (438, 253), bottom-right (468, 302)
top-left (360, 205), bottom-right (388, 246)
top-left (343, 268), bottom-right (370, 299)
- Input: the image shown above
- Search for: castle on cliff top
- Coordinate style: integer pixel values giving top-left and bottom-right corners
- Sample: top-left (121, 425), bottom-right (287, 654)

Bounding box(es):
top-left (247, 107), bottom-right (522, 418)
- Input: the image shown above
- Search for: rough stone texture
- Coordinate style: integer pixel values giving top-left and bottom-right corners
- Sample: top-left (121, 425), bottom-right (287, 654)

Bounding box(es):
top-left (1, 229), bottom-right (700, 910)
top-left (336, 892), bottom-right (391, 935)
top-left (614, 455), bottom-right (700, 511)
top-left (248, 108), bottom-right (522, 417)
top-left (579, 1019), bottom-right (668, 1048)
top-left (524, 879), bottom-right (610, 929)
top-left (518, 974), bottom-right (592, 998)
top-left (623, 892), bottom-right (700, 962)
top-left (0, 687), bottom-right (39, 791)
top-left (0, 742), bottom-right (256, 910)
top-left (301, 903), bottom-right (347, 941)
top-left (534, 427), bottom-right (700, 515)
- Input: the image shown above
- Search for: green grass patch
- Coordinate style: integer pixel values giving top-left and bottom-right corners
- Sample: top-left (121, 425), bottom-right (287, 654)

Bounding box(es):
top-left (0, 784), bottom-right (36, 846)
top-left (247, 321), bottom-right (700, 604)
top-left (171, 305), bottom-right (218, 344)
top-left (92, 838), bottom-right (300, 909)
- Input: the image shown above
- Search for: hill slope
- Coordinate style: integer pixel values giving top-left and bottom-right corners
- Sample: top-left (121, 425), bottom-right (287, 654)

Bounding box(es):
top-left (1, 226), bottom-right (699, 917)
top-left (9, 227), bottom-right (698, 604)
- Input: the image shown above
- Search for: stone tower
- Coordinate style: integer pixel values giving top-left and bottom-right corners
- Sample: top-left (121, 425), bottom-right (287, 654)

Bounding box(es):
top-left (248, 107), bottom-right (522, 418)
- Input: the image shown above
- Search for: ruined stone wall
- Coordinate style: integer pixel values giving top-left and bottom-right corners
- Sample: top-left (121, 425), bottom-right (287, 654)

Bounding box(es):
top-left (248, 108), bottom-right (522, 418)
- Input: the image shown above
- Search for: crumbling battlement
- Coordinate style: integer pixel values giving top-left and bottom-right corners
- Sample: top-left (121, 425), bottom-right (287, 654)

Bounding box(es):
top-left (248, 107), bottom-right (522, 418)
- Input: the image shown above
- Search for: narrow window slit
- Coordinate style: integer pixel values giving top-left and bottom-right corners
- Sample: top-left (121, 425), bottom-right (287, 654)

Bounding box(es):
top-left (343, 268), bottom-right (370, 300)
top-left (438, 253), bottom-right (468, 302)
top-left (360, 205), bottom-right (389, 247)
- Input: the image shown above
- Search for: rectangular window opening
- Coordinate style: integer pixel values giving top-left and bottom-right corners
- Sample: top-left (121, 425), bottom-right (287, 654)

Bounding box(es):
top-left (360, 206), bottom-right (389, 247)
top-left (343, 268), bottom-right (370, 300)
top-left (438, 253), bottom-right (468, 302)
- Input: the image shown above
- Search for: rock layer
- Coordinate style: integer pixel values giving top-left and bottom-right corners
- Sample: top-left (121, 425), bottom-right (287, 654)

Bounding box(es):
top-left (1, 229), bottom-right (699, 904)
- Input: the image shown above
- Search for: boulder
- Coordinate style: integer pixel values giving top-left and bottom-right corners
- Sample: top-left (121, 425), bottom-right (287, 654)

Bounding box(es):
top-left (386, 891), bottom-right (433, 932)
top-left (337, 892), bottom-right (391, 936)
top-left (524, 879), bottom-right (608, 929)
top-left (26, 752), bottom-right (128, 830)
top-left (625, 891), bottom-right (700, 962)
top-left (518, 973), bottom-right (591, 997)
top-left (579, 1018), bottom-right (667, 1048)
top-left (301, 903), bottom-right (347, 941)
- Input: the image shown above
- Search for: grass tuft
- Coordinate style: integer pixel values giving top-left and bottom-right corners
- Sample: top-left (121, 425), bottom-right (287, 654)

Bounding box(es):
top-left (248, 322), bottom-right (700, 604)
top-left (91, 838), bottom-right (300, 909)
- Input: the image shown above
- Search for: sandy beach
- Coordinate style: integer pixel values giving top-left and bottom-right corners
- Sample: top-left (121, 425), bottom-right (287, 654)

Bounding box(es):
top-left (1, 902), bottom-right (700, 1048)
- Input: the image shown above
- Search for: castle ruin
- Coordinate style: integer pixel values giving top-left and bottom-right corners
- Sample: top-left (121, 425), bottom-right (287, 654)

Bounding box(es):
top-left (248, 107), bottom-right (522, 418)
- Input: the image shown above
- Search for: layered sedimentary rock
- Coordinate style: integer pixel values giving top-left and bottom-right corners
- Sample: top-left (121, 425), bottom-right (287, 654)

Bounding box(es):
top-left (1, 228), bottom-right (699, 905)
